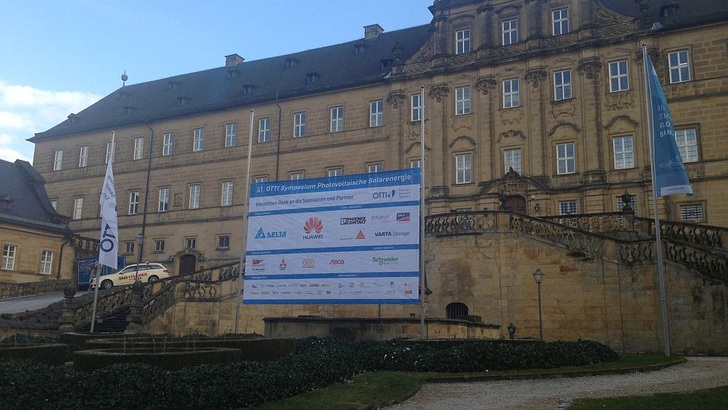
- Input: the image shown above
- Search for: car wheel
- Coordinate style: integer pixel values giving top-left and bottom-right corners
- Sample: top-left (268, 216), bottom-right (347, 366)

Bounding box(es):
top-left (148, 275), bottom-right (159, 283)
top-left (101, 280), bottom-right (113, 290)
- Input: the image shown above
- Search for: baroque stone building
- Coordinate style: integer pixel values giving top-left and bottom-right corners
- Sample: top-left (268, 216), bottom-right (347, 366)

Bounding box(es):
top-left (28, 0), bottom-right (728, 351)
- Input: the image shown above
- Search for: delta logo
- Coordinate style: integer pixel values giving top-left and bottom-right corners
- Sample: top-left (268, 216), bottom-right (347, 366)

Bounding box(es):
top-left (396, 212), bottom-right (411, 222)
top-left (303, 217), bottom-right (324, 239)
top-left (255, 227), bottom-right (286, 239)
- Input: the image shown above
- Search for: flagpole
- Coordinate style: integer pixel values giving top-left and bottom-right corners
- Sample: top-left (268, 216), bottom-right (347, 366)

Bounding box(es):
top-left (419, 85), bottom-right (426, 339)
top-left (235, 110), bottom-right (255, 333)
top-left (91, 131), bottom-right (116, 333)
top-left (642, 45), bottom-right (670, 356)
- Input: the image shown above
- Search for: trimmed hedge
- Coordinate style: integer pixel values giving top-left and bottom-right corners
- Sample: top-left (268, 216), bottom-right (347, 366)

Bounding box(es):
top-left (0, 337), bottom-right (618, 409)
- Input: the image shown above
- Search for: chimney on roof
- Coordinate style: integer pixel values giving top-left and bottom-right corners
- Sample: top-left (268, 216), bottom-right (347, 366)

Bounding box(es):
top-left (364, 24), bottom-right (384, 40)
top-left (225, 54), bottom-right (244, 68)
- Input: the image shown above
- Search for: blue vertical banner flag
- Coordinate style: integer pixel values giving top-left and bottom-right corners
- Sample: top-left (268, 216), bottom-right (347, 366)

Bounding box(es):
top-left (645, 52), bottom-right (693, 197)
top-left (98, 159), bottom-right (118, 269)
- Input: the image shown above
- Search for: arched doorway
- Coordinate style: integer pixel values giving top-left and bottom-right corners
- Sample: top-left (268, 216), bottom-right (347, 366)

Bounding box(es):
top-left (446, 302), bottom-right (469, 319)
top-left (500, 195), bottom-right (527, 213)
top-left (179, 254), bottom-right (197, 275)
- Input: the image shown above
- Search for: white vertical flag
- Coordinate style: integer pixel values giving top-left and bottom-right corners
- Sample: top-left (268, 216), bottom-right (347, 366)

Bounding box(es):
top-left (98, 150), bottom-right (118, 269)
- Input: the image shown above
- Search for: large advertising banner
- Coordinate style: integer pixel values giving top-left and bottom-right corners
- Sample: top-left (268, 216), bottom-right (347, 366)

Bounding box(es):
top-left (243, 168), bottom-right (420, 304)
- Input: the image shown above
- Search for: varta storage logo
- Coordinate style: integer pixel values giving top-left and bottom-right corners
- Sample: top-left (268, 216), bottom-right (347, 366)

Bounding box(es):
top-left (255, 227), bottom-right (286, 239)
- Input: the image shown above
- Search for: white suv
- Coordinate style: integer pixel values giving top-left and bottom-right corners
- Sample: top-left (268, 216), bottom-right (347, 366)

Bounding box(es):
top-left (90, 263), bottom-right (170, 289)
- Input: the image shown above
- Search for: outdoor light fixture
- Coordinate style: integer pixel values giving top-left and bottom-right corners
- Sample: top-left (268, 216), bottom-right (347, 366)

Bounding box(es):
top-left (507, 322), bottom-right (517, 340)
top-left (534, 203), bottom-right (541, 213)
top-left (533, 267), bottom-right (544, 341)
top-left (134, 233), bottom-right (144, 282)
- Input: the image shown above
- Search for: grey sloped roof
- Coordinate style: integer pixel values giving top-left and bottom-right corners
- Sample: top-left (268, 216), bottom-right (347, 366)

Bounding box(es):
top-left (0, 159), bottom-right (71, 235)
top-left (30, 24), bottom-right (432, 141)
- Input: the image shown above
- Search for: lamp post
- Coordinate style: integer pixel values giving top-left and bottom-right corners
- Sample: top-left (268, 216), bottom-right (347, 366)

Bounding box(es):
top-left (533, 267), bottom-right (545, 341)
top-left (134, 233), bottom-right (144, 282)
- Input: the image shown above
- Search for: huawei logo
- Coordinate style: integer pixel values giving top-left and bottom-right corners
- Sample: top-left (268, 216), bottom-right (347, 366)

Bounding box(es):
top-left (304, 217), bottom-right (323, 234)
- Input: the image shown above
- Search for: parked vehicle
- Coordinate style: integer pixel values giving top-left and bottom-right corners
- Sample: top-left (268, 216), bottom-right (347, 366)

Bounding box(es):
top-left (90, 263), bottom-right (170, 289)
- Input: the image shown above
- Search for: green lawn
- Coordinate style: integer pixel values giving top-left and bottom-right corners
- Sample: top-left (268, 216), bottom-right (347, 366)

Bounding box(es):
top-left (569, 385), bottom-right (728, 409)
top-left (254, 355), bottom-right (689, 410)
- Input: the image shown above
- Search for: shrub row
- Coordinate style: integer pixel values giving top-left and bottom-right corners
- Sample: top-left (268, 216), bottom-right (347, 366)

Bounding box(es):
top-left (0, 337), bottom-right (618, 409)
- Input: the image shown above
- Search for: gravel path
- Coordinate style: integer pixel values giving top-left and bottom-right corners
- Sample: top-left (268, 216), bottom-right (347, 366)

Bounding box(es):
top-left (384, 357), bottom-right (728, 409)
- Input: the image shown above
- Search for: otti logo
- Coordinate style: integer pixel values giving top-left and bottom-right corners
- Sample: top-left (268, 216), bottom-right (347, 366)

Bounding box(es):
top-left (372, 189), bottom-right (396, 200)
top-left (329, 259), bottom-right (345, 265)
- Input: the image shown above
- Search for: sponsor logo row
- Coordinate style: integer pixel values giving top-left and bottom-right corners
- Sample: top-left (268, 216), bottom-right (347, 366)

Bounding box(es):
top-left (250, 255), bottom-right (401, 272)
top-left (255, 212), bottom-right (413, 241)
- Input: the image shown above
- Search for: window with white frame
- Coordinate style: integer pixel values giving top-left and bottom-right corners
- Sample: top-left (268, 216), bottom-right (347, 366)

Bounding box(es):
top-left (674, 128), bottom-right (698, 163)
top-left (410, 159), bottom-right (421, 169)
top-left (668, 50), bottom-right (691, 84)
top-left (72, 197), bottom-right (83, 220)
top-left (411, 94), bottom-right (422, 122)
top-left (158, 187), bottom-right (169, 212)
top-left (39, 250), bottom-right (54, 275)
top-left (455, 86), bottom-right (471, 115)
top-left (456, 28), bottom-right (471, 54)
top-left (613, 136), bottom-right (635, 169)
top-left (294, 112), bottom-right (306, 137)
top-left (616, 195), bottom-right (637, 214)
top-left (554, 70), bottom-right (572, 101)
top-left (552, 8), bottom-right (569, 35)
top-left (680, 203), bottom-right (704, 222)
top-left (455, 153), bottom-right (472, 184)
top-left (133, 137), bottom-right (144, 160)
top-left (193, 128), bottom-right (204, 152)
top-left (370, 100), bottom-right (383, 127)
top-left (154, 240), bottom-right (165, 252)
top-left (2, 245), bottom-right (16, 270)
top-left (105, 142), bottom-right (114, 163)
top-left (188, 184), bottom-right (201, 209)
top-left (78, 146), bottom-right (88, 167)
top-left (330, 106), bottom-right (344, 132)
top-left (217, 235), bottom-right (230, 250)
top-left (258, 117), bottom-right (270, 143)
top-left (609, 60), bottom-right (629, 92)
top-left (125, 242), bottom-right (134, 254)
top-left (504, 148), bottom-right (522, 174)
top-left (503, 78), bottom-right (520, 108)
top-left (328, 167), bottom-right (343, 177)
top-left (53, 150), bottom-right (63, 171)
top-left (559, 200), bottom-right (578, 215)
top-left (221, 180), bottom-right (233, 206)
top-left (290, 171), bottom-right (304, 180)
top-left (128, 191), bottom-right (140, 215)
top-left (556, 143), bottom-right (576, 175)
top-left (502, 19), bottom-right (518, 45)
top-left (368, 163), bottom-right (383, 173)
top-left (162, 132), bottom-right (174, 156)
top-left (185, 238), bottom-right (196, 249)
top-left (254, 176), bottom-right (268, 183)
top-left (225, 123), bottom-right (237, 147)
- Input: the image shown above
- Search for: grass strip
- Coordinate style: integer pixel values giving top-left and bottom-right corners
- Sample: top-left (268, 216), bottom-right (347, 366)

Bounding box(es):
top-left (568, 385), bottom-right (728, 410)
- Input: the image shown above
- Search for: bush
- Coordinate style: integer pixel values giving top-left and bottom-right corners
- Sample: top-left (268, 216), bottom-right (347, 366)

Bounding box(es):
top-left (0, 337), bottom-right (618, 409)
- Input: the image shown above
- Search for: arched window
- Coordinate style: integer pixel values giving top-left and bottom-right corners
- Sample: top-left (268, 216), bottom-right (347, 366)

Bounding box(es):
top-left (446, 302), bottom-right (469, 319)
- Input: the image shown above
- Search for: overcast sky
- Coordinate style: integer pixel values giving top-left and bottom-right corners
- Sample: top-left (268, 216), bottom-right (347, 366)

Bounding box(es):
top-left (0, 0), bottom-right (434, 163)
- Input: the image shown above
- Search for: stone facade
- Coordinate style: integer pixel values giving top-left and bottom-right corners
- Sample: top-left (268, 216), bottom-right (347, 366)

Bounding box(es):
top-left (23, 1), bottom-right (728, 349)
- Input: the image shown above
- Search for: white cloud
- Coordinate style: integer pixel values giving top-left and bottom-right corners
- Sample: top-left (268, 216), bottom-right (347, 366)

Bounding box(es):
top-left (0, 80), bottom-right (100, 164)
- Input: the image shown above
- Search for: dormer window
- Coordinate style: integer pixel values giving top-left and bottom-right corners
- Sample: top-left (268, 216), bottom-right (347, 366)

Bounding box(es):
top-left (661, 0), bottom-right (679, 17)
top-left (118, 90), bottom-right (130, 100)
top-left (306, 71), bottom-right (321, 83)
top-left (168, 81), bottom-right (181, 90)
top-left (67, 113), bottom-right (78, 124)
top-left (380, 58), bottom-right (393, 70)
top-left (242, 84), bottom-right (256, 94)
top-left (227, 68), bottom-right (239, 79)
top-left (354, 42), bottom-right (368, 55)
top-left (177, 96), bottom-right (191, 106)
top-left (123, 106), bottom-right (137, 115)
top-left (285, 57), bottom-right (299, 68)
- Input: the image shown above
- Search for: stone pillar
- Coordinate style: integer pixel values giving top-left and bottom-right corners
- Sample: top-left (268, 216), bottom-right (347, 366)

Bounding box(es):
top-left (58, 286), bottom-right (76, 332)
top-left (126, 280), bottom-right (144, 334)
